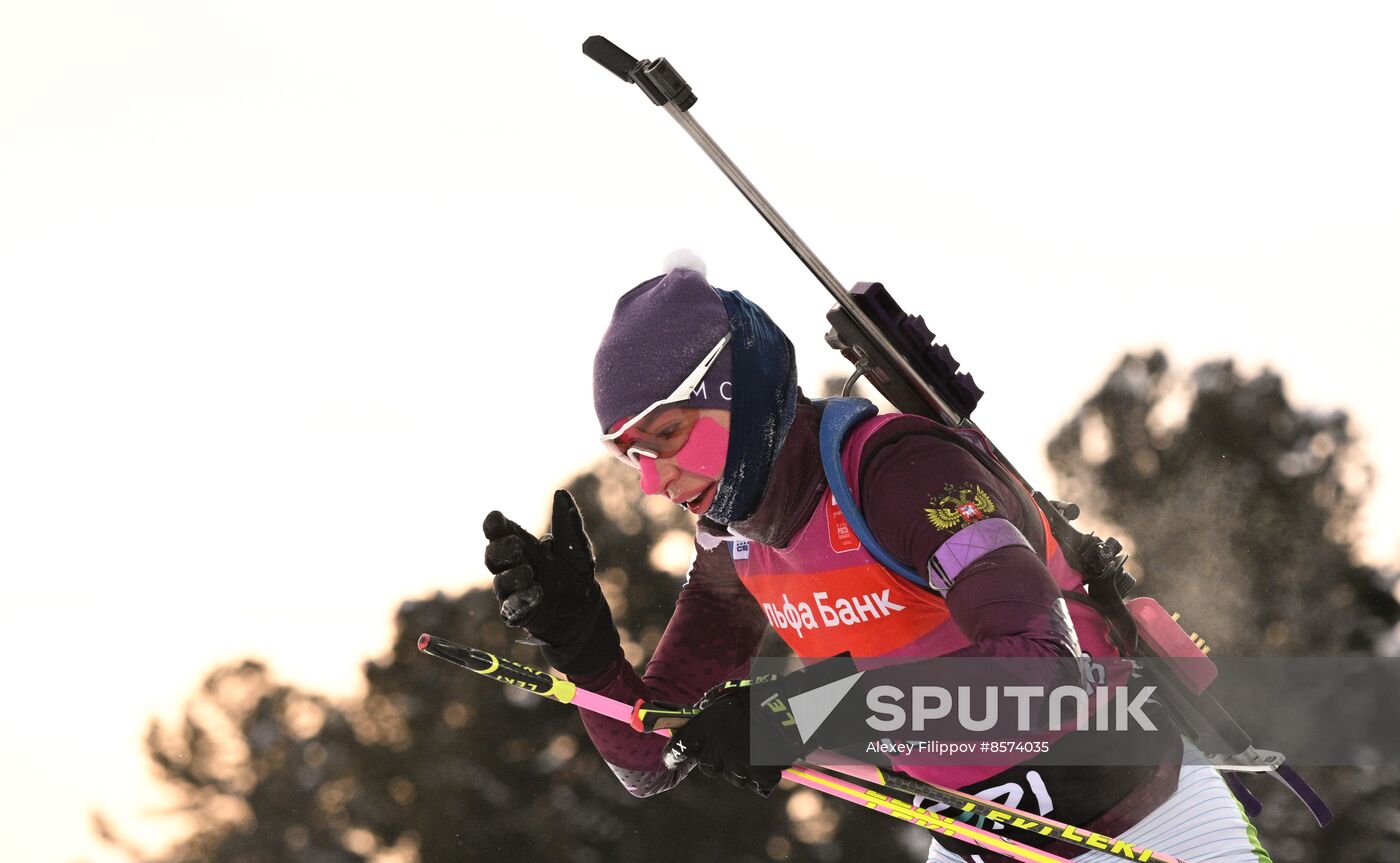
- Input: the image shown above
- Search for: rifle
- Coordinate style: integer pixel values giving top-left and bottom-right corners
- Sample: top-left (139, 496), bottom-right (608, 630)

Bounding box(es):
top-left (580, 34), bottom-right (1330, 828)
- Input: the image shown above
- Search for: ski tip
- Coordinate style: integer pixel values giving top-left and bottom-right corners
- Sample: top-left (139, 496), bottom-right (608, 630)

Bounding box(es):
top-left (417, 633), bottom-right (432, 652)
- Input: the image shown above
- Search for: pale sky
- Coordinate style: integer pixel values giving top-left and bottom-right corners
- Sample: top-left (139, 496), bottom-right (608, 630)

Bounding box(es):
top-left (2, 3), bottom-right (1397, 861)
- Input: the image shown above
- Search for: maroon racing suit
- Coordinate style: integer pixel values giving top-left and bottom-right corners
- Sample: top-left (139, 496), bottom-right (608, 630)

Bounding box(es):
top-left (569, 401), bottom-right (1181, 860)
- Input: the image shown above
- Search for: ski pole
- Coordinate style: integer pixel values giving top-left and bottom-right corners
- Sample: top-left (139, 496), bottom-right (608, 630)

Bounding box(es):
top-left (632, 701), bottom-right (1187, 863)
top-left (419, 634), bottom-right (1185, 863)
top-left (416, 634), bottom-right (1068, 862)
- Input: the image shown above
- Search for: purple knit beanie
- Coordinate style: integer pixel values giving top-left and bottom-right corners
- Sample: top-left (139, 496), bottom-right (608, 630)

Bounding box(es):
top-left (593, 250), bottom-right (734, 434)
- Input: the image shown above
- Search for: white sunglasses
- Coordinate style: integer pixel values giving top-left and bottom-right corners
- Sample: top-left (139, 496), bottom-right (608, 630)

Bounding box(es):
top-left (600, 332), bottom-right (731, 455)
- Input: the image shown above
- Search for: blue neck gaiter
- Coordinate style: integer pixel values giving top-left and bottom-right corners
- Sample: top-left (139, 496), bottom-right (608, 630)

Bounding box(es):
top-left (705, 289), bottom-right (798, 525)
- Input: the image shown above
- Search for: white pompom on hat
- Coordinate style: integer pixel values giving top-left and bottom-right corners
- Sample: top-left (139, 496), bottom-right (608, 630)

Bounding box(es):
top-left (661, 248), bottom-right (707, 278)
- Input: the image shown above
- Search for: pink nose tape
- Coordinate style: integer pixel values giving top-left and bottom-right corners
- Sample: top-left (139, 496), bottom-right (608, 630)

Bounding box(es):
top-left (639, 457), bottom-right (662, 495)
top-left (674, 417), bottom-right (727, 480)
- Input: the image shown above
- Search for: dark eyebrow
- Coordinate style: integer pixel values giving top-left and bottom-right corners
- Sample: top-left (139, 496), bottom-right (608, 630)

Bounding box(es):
top-left (635, 408), bottom-right (687, 436)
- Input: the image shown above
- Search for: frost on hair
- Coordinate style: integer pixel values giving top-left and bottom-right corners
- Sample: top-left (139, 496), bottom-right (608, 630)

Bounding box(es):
top-left (662, 249), bottom-right (707, 278)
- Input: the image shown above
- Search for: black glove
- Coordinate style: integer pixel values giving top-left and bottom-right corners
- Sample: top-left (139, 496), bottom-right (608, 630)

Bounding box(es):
top-left (660, 678), bottom-right (805, 798)
top-left (483, 489), bottom-right (620, 675)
